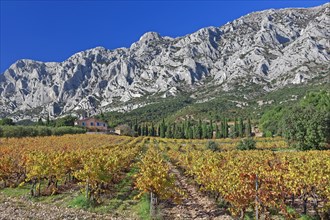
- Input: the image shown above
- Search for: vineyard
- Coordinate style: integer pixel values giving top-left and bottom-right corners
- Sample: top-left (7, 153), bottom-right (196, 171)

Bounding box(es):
top-left (0, 134), bottom-right (329, 219)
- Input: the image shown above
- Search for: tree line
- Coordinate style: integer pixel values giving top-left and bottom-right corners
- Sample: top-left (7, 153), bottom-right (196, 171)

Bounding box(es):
top-left (0, 115), bottom-right (77, 127)
top-left (129, 117), bottom-right (252, 139)
top-left (260, 90), bottom-right (330, 150)
top-left (0, 115), bottom-right (85, 138)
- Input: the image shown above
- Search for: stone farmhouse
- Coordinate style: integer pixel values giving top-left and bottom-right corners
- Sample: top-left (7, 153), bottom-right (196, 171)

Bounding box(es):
top-left (74, 118), bottom-right (108, 131)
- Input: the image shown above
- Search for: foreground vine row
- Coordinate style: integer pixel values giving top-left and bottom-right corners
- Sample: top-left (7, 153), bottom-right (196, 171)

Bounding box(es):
top-left (0, 135), bottom-right (329, 219)
top-left (165, 141), bottom-right (330, 219)
top-left (0, 134), bottom-right (143, 203)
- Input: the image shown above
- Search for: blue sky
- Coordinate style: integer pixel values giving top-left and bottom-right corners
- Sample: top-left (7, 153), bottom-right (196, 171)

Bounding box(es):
top-left (1, 0), bottom-right (328, 73)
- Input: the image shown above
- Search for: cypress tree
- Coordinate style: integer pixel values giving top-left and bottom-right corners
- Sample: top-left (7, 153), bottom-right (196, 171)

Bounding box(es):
top-left (246, 118), bottom-right (252, 137)
top-left (184, 121), bottom-right (190, 139)
top-left (181, 123), bottom-right (186, 139)
top-left (193, 125), bottom-right (197, 139)
top-left (215, 124), bottom-right (221, 139)
top-left (160, 119), bottom-right (166, 138)
top-left (138, 125), bottom-right (142, 136)
top-left (150, 123), bottom-right (155, 136)
top-left (46, 115), bottom-right (50, 126)
top-left (172, 123), bottom-right (177, 138)
top-left (134, 118), bottom-right (138, 134)
top-left (196, 119), bottom-right (202, 139)
top-left (209, 120), bottom-right (214, 139)
top-left (224, 118), bottom-right (228, 138)
top-left (238, 117), bottom-right (244, 137)
top-left (165, 124), bottom-right (173, 138)
top-left (145, 124), bottom-right (149, 136)
top-left (233, 118), bottom-right (238, 138)
top-left (202, 122), bottom-right (208, 139)
top-left (100, 111), bottom-right (105, 120)
top-left (37, 117), bottom-right (44, 126)
top-left (188, 126), bottom-right (193, 139)
top-left (156, 125), bottom-right (160, 137)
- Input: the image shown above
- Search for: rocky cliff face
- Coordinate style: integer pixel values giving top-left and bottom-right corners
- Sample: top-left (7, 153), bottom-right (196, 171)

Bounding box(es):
top-left (1, 3), bottom-right (329, 120)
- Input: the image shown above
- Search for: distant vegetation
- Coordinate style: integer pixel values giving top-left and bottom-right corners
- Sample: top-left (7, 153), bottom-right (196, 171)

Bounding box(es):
top-left (0, 115), bottom-right (85, 138)
top-left (0, 126), bottom-right (85, 138)
top-left (1, 86), bottom-right (329, 149)
top-left (97, 83), bottom-right (329, 127)
top-left (260, 90), bottom-right (330, 150)
top-left (127, 90), bottom-right (329, 151)
top-left (128, 117), bottom-right (252, 140)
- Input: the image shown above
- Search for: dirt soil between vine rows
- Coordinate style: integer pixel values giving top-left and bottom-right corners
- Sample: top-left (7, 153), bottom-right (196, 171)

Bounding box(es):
top-left (0, 194), bottom-right (118, 220)
top-left (161, 162), bottom-right (233, 220)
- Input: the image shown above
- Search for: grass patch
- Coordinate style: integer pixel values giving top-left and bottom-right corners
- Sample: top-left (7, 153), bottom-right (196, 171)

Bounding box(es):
top-left (299, 215), bottom-right (319, 220)
top-left (0, 185), bottom-right (30, 197)
top-left (133, 194), bottom-right (151, 220)
top-left (243, 211), bottom-right (254, 220)
top-left (31, 192), bottom-right (69, 204)
top-left (65, 164), bottom-right (141, 217)
top-left (67, 194), bottom-right (91, 209)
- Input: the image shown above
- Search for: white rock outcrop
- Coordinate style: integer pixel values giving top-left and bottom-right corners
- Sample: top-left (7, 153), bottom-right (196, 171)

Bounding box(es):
top-left (0, 3), bottom-right (329, 119)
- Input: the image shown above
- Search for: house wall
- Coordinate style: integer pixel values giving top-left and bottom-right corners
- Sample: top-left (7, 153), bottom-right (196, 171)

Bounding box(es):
top-left (76, 118), bottom-right (108, 131)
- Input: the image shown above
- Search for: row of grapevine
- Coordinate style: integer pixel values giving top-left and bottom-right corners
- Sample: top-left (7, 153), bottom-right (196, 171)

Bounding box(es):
top-left (166, 144), bottom-right (330, 219)
top-left (0, 134), bottom-right (141, 203)
top-left (156, 136), bottom-right (288, 151)
top-left (134, 138), bottom-right (183, 216)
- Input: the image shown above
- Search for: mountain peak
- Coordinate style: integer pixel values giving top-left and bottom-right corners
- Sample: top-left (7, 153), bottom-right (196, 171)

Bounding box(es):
top-left (139, 31), bottom-right (162, 43)
top-left (1, 4), bottom-right (329, 120)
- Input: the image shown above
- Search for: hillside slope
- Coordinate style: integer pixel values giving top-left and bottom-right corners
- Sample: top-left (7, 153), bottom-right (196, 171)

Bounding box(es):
top-left (0, 3), bottom-right (329, 120)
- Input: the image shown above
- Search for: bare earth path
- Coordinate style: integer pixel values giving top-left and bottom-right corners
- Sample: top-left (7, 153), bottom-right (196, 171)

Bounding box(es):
top-left (161, 162), bottom-right (233, 220)
top-left (0, 194), bottom-right (118, 220)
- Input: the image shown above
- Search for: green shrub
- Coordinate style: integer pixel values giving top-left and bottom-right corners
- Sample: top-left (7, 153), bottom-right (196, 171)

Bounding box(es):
top-left (0, 126), bottom-right (85, 138)
top-left (206, 140), bottom-right (220, 152)
top-left (36, 126), bottom-right (52, 136)
top-left (281, 106), bottom-right (329, 150)
top-left (236, 138), bottom-right (256, 150)
top-left (264, 130), bottom-right (273, 138)
top-left (51, 126), bottom-right (85, 136)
